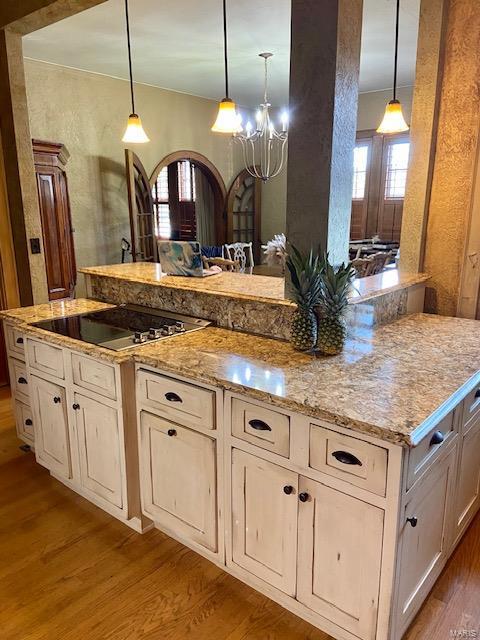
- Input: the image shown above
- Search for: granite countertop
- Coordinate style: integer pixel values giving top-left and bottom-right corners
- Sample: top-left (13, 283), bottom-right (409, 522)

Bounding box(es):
top-left (2, 299), bottom-right (478, 447)
top-left (79, 262), bottom-right (429, 307)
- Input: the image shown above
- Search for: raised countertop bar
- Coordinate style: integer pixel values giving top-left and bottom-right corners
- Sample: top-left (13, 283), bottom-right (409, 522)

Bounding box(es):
top-left (2, 299), bottom-right (478, 446)
top-left (80, 262), bottom-right (429, 306)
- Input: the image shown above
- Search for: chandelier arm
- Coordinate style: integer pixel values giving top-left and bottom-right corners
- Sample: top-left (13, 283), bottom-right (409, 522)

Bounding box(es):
top-left (248, 138), bottom-right (261, 179)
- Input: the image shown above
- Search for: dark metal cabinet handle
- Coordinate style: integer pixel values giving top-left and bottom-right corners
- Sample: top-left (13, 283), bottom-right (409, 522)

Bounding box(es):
top-left (429, 431), bottom-right (444, 446)
top-left (53, 396), bottom-right (61, 404)
top-left (25, 418), bottom-right (33, 426)
top-left (406, 516), bottom-right (418, 528)
top-left (16, 337), bottom-right (24, 344)
top-left (299, 492), bottom-right (310, 503)
top-left (331, 450), bottom-right (362, 466)
top-left (475, 389), bottom-right (480, 399)
top-left (165, 392), bottom-right (182, 403)
top-left (283, 485), bottom-right (294, 495)
top-left (72, 403), bottom-right (80, 411)
top-left (18, 377), bottom-right (27, 385)
top-left (248, 419), bottom-right (272, 432)
top-left (167, 428), bottom-right (177, 437)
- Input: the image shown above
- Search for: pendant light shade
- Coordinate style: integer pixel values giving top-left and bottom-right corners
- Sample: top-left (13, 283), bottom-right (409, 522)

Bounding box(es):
top-left (377, 0), bottom-right (409, 135)
top-left (212, 0), bottom-right (241, 134)
top-left (122, 0), bottom-right (149, 143)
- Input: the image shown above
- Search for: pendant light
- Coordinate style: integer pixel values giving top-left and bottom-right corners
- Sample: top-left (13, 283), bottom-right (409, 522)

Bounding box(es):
top-left (122, 0), bottom-right (149, 143)
top-left (211, 0), bottom-right (242, 133)
top-left (377, 0), bottom-right (409, 134)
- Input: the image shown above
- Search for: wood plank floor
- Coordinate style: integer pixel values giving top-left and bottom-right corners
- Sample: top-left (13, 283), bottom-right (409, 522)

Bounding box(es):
top-left (0, 386), bottom-right (478, 640)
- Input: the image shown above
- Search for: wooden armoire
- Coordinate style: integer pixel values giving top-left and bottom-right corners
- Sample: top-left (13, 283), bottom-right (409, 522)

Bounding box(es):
top-left (33, 140), bottom-right (76, 300)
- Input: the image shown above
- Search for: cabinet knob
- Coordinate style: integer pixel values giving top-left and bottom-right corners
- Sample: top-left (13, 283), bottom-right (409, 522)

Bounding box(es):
top-left (406, 516), bottom-right (418, 528)
top-left (283, 485), bottom-right (294, 495)
top-left (53, 396), bottom-right (61, 404)
top-left (25, 418), bottom-right (33, 426)
top-left (165, 392), bottom-right (182, 403)
top-left (299, 492), bottom-right (310, 503)
top-left (475, 388), bottom-right (480, 399)
top-left (429, 431), bottom-right (444, 446)
top-left (72, 403), bottom-right (80, 410)
top-left (167, 428), bottom-right (177, 437)
top-left (331, 450), bottom-right (362, 466)
top-left (16, 337), bottom-right (24, 344)
top-left (248, 419), bottom-right (272, 432)
top-left (18, 377), bottom-right (27, 385)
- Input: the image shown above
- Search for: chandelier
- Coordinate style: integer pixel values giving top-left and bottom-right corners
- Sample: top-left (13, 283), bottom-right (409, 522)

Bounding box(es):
top-left (234, 53), bottom-right (288, 182)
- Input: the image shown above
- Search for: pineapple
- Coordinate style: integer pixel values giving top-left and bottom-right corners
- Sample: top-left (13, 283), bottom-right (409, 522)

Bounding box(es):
top-left (316, 257), bottom-right (356, 356)
top-left (286, 246), bottom-right (323, 351)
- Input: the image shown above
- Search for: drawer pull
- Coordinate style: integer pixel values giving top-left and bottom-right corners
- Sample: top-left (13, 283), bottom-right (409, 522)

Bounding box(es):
top-left (72, 403), bottom-right (80, 411)
top-left (248, 419), bottom-right (272, 432)
top-left (167, 428), bottom-right (177, 437)
top-left (299, 492), bottom-right (310, 503)
top-left (18, 377), bottom-right (27, 385)
top-left (406, 516), bottom-right (418, 528)
top-left (331, 450), bottom-right (362, 466)
top-left (475, 389), bottom-right (480, 399)
top-left (16, 337), bottom-right (24, 345)
top-left (53, 396), bottom-right (61, 404)
top-left (25, 418), bottom-right (33, 426)
top-left (165, 392), bottom-right (182, 403)
top-left (429, 431), bottom-right (444, 446)
top-left (283, 485), bottom-right (294, 495)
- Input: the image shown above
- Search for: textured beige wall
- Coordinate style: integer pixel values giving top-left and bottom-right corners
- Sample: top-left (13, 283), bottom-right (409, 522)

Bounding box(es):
top-left (24, 59), bottom-right (241, 295)
top-left (422, 0), bottom-right (480, 315)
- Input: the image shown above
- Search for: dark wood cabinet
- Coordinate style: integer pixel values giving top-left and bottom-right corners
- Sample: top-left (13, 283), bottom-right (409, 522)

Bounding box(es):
top-left (33, 140), bottom-right (76, 300)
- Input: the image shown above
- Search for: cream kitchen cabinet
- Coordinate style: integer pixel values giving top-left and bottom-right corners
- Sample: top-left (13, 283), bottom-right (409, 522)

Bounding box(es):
top-left (231, 449), bottom-right (298, 596)
top-left (139, 411), bottom-right (217, 552)
top-left (29, 375), bottom-right (71, 479)
top-left (453, 413), bottom-right (480, 544)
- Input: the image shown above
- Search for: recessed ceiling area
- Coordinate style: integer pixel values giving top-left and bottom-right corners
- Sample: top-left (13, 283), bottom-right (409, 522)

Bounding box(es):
top-left (23, 0), bottom-right (420, 107)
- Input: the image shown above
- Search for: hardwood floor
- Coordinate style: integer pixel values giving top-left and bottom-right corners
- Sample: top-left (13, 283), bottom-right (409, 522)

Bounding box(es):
top-left (0, 387), bottom-right (478, 640)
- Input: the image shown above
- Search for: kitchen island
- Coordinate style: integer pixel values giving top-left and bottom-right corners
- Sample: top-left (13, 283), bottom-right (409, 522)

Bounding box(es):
top-left (1, 296), bottom-right (479, 640)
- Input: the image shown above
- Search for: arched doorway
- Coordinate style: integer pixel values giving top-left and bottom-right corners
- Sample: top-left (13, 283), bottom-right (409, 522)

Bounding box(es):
top-left (226, 168), bottom-right (262, 262)
top-left (149, 151), bottom-right (227, 246)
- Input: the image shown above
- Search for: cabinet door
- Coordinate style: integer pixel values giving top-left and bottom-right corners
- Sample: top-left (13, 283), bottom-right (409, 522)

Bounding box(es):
top-left (396, 446), bottom-right (456, 634)
top-left (139, 411), bottom-right (217, 552)
top-left (74, 393), bottom-right (124, 509)
top-left (231, 449), bottom-right (298, 596)
top-left (30, 375), bottom-right (71, 478)
top-left (454, 420), bottom-right (480, 542)
top-left (297, 477), bottom-right (383, 640)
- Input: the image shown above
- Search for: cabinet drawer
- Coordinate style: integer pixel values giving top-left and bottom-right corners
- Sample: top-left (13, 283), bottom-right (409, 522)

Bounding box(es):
top-left (14, 400), bottom-right (34, 444)
top-left (309, 424), bottom-right (388, 497)
top-left (4, 324), bottom-right (25, 360)
top-left (462, 384), bottom-right (480, 430)
top-left (10, 358), bottom-right (29, 402)
top-left (72, 353), bottom-right (117, 400)
top-left (137, 370), bottom-right (215, 430)
top-left (406, 412), bottom-right (455, 490)
top-left (27, 339), bottom-right (64, 379)
top-left (231, 398), bottom-right (290, 457)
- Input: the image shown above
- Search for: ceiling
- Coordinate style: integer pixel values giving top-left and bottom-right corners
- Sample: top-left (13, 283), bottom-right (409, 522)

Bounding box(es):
top-left (23, 0), bottom-right (420, 108)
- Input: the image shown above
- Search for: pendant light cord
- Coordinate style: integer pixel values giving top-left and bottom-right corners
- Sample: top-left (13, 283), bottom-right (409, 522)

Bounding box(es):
top-left (393, 0), bottom-right (400, 101)
top-left (222, 0), bottom-right (229, 99)
top-left (125, 0), bottom-right (136, 114)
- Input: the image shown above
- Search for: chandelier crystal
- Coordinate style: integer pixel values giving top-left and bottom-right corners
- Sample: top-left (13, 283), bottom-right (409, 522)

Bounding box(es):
top-left (234, 53), bottom-right (288, 182)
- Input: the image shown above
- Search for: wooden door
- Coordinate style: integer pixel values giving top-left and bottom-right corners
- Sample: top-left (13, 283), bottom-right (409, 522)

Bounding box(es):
top-left (297, 477), bottom-right (383, 640)
top-left (30, 375), bottom-right (71, 479)
top-left (453, 419), bottom-right (480, 542)
top-left (395, 446), bottom-right (456, 634)
top-left (74, 393), bottom-right (124, 509)
top-left (33, 140), bottom-right (76, 300)
top-left (139, 411), bottom-right (217, 551)
top-left (231, 449), bottom-right (298, 596)
top-left (226, 169), bottom-right (262, 263)
top-left (125, 149), bottom-right (155, 261)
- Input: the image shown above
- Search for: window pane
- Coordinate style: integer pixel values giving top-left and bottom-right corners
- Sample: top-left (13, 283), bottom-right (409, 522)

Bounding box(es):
top-left (352, 144), bottom-right (369, 200)
top-left (156, 203), bottom-right (171, 239)
top-left (178, 160), bottom-right (194, 202)
top-left (385, 142), bottom-right (410, 199)
top-left (152, 166), bottom-right (169, 203)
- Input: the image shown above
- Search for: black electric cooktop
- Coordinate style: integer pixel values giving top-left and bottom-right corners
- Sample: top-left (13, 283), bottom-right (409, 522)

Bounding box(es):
top-left (32, 304), bottom-right (211, 351)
